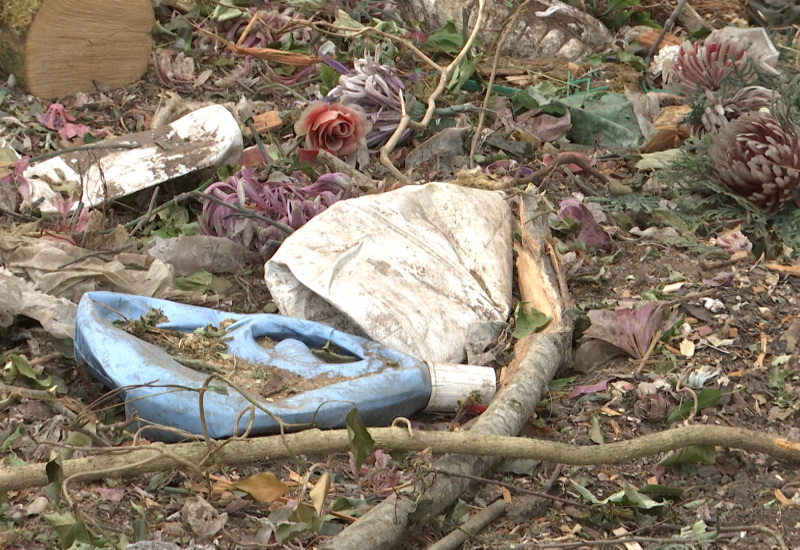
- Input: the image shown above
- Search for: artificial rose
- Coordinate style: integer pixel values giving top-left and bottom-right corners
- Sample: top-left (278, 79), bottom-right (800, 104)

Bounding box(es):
top-left (294, 102), bottom-right (369, 162)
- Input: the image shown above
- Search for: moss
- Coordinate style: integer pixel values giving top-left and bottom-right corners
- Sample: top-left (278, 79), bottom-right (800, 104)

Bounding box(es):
top-left (0, 0), bottom-right (42, 37)
top-left (0, 43), bottom-right (24, 83)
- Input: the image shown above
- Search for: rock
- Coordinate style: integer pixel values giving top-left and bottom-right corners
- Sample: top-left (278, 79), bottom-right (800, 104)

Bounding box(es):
top-left (397, 0), bottom-right (611, 61)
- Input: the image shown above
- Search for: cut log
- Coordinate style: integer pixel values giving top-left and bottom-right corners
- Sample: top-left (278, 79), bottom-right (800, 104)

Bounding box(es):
top-left (0, 0), bottom-right (154, 98)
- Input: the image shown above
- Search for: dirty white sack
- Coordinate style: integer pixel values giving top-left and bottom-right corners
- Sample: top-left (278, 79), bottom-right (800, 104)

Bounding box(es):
top-left (264, 182), bottom-right (513, 363)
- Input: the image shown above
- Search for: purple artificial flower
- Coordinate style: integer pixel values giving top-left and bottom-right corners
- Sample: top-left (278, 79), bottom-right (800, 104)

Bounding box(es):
top-left (200, 169), bottom-right (352, 255)
top-left (327, 52), bottom-right (417, 148)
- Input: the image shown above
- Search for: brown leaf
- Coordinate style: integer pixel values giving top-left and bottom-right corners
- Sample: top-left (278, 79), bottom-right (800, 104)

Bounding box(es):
top-left (231, 472), bottom-right (289, 503)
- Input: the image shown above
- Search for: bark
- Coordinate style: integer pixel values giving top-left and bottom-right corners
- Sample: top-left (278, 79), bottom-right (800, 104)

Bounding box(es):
top-left (0, 0), bottom-right (153, 98)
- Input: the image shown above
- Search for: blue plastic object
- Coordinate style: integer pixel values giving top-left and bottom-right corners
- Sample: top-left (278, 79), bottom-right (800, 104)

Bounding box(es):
top-left (74, 292), bottom-right (431, 441)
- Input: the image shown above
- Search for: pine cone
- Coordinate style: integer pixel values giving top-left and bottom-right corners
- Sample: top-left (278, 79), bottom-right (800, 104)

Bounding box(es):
top-left (708, 113), bottom-right (800, 213)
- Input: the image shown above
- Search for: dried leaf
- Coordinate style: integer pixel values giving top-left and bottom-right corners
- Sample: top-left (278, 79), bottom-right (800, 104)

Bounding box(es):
top-left (583, 302), bottom-right (666, 359)
top-left (589, 416), bottom-right (605, 445)
top-left (310, 471), bottom-right (331, 514)
top-left (231, 472), bottom-right (289, 503)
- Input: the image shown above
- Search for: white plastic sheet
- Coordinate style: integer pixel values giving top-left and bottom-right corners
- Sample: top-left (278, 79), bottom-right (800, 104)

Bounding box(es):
top-left (265, 182), bottom-right (513, 363)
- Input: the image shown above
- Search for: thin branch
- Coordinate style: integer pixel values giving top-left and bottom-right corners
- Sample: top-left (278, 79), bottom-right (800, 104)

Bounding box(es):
top-left (2, 424), bottom-right (800, 493)
top-left (376, 0), bottom-right (487, 182)
top-left (469, 0), bottom-right (530, 167)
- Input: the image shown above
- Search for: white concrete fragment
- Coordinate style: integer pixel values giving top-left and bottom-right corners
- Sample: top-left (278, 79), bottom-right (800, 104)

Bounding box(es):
top-left (23, 105), bottom-right (242, 213)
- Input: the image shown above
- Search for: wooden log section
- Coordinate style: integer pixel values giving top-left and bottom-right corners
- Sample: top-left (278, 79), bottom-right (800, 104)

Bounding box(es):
top-left (0, 0), bottom-right (154, 98)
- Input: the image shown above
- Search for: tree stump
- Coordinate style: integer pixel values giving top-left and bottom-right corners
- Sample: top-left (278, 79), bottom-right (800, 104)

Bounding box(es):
top-left (0, 0), bottom-right (154, 98)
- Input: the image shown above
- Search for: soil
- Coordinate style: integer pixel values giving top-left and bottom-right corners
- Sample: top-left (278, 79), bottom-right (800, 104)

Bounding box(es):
top-left (1, 1), bottom-right (799, 549)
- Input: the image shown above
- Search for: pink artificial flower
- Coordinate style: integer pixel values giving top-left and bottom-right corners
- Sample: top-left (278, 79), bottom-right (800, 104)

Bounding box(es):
top-left (36, 103), bottom-right (89, 141)
top-left (294, 102), bottom-right (369, 161)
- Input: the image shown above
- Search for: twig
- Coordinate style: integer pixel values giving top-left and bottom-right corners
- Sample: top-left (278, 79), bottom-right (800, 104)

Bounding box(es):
top-left (315, 149), bottom-right (377, 191)
top-left (718, 524), bottom-right (787, 550)
top-left (469, 0), bottom-right (530, 168)
top-left (635, 327), bottom-right (665, 372)
top-left (379, 91), bottom-right (414, 185)
top-left (129, 186), bottom-right (160, 238)
top-left (123, 179), bottom-right (215, 230)
top-left (509, 153), bottom-right (610, 189)
top-left (644, 0), bottom-right (689, 69)
top-left (431, 469), bottom-right (585, 508)
top-left (196, 191), bottom-right (295, 235)
top-left (527, 534), bottom-right (735, 548)
top-left (308, 20), bottom-right (440, 72)
top-left (238, 101), bottom-right (273, 167)
top-left (377, 0), bottom-right (487, 182)
top-left (57, 242), bottom-right (137, 269)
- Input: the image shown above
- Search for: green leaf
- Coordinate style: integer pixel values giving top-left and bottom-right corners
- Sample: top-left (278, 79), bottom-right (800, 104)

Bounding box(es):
top-left (45, 455), bottom-right (64, 508)
top-left (132, 518), bottom-right (148, 542)
top-left (570, 480), bottom-right (601, 504)
top-left (275, 503), bottom-right (321, 543)
top-left (174, 270), bottom-right (231, 294)
top-left (668, 388), bottom-right (722, 423)
top-left (346, 408), bottom-right (375, 473)
top-left (10, 355), bottom-right (51, 389)
top-left (319, 63), bottom-right (340, 95)
top-left (329, 496), bottom-right (371, 517)
top-left (511, 302), bottom-right (551, 338)
top-left (211, 4), bottom-right (244, 22)
top-left (620, 482), bottom-right (663, 509)
top-left (561, 92), bottom-right (642, 149)
top-left (423, 19), bottom-right (464, 54)
top-left (511, 89), bottom-right (542, 113)
top-left (450, 53), bottom-right (483, 91)
top-left (75, 518), bottom-right (106, 546)
top-left (768, 366), bottom-right (791, 389)
top-left (43, 511), bottom-right (77, 548)
top-left (612, 50), bottom-right (646, 71)
top-left (548, 376), bottom-right (577, 391)
top-left (658, 445), bottom-right (717, 466)
top-left (1, 424), bottom-right (22, 452)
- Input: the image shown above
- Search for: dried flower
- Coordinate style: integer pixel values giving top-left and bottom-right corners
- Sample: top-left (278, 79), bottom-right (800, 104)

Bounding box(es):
top-left (200, 169), bottom-right (352, 254)
top-left (151, 51), bottom-right (210, 92)
top-left (708, 112), bottom-right (800, 213)
top-left (664, 35), bottom-right (771, 94)
top-left (294, 102), bottom-right (370, 164)
top-left (691, 86), bottom-right (775, 137)
top-left (715, 230), bottom-right (753, 254)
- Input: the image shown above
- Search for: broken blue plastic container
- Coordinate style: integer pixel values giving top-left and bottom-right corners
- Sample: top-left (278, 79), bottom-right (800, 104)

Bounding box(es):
top-left (74, 291), bottom-right (437, 442)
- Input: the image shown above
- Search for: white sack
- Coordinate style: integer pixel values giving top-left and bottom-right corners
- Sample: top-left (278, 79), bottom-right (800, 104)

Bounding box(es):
top-left (264, 182), bottom-right (513, 363)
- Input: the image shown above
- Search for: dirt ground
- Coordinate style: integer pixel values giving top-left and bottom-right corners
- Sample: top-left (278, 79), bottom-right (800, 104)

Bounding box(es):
top-left (2, 0), bottom-right (800, 549)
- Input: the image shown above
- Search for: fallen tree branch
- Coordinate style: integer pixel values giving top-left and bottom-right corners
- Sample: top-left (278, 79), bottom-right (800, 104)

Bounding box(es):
top-left (1, 424), bottom-right (799, 493)
top-left (428, 499), bottom-right (508, 550)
